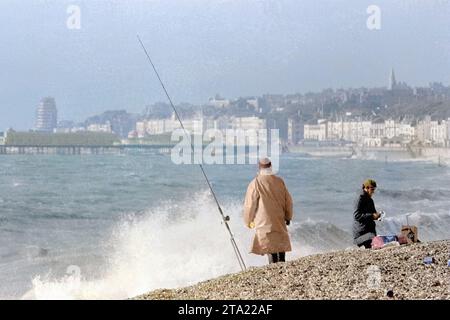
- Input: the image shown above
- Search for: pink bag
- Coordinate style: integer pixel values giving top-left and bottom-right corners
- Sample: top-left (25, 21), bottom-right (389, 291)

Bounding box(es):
top-left (371, 235), bottom-right (398, 249)
top-left (371, 236), bottom-right (385, 249)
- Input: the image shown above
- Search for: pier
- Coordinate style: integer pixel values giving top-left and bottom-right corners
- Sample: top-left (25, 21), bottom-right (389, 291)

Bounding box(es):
top-left (0, 144), bottom-right (259, 157)
top-left (0, 144), bottom-right (177, 155)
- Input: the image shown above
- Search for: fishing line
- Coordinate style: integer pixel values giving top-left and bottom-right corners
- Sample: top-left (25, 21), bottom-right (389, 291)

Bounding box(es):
top-left (137, 35), bottom-right (247, 271)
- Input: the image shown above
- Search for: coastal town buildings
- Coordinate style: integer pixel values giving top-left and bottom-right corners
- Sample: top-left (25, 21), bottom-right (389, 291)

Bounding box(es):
top-left (135, 115), bottom-right (267, 138)
top-left (303, 118), bottom-right (448, 147)
top-left (12, 70), bottom-right (449, 148)
top-left (133, 112), bottom-right (448, 147)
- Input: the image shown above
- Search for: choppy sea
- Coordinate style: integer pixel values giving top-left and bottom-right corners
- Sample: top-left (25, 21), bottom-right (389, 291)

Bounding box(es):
top-left (0, 151), bottom-right (449, 299)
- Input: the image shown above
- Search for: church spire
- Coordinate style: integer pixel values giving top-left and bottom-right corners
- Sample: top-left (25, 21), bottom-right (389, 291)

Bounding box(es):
top-left (389, 68), bottom-right (397, 90)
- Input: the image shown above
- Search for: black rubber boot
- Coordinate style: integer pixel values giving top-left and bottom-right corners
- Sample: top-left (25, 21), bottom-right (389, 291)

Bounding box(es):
top-left (268, 253), bottom-right (279, 264)
top-left (359, 240), bottom-right (372, 249)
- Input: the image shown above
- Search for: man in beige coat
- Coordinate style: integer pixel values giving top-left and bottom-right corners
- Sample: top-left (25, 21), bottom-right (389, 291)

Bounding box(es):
top-left (243, 157), bottom-right (293, 263)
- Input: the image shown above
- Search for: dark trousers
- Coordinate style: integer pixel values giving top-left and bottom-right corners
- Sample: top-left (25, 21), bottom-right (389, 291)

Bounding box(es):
top-left (359, 240), bottom-right (372, 249)
top-left (268, 252), bottom-right (285, 264)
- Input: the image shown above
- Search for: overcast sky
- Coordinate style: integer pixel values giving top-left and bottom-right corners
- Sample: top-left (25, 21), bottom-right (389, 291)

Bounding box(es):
top-left (1, 0), bottom-right (449, 130)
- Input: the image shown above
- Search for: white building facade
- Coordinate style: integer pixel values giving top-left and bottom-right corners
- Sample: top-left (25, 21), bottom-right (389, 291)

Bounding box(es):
top-left (303, 119), bottom-right (429, 146)
top-left (87, 122), bottom-right (112, 133)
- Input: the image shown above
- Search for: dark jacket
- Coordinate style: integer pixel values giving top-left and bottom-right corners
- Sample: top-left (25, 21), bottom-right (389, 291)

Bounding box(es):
top-left (353, 192), bottom-right (377, 245)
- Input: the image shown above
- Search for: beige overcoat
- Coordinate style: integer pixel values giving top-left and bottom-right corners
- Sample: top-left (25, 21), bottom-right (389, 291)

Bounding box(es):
top-left (243, 172), bottom-right (293, 255)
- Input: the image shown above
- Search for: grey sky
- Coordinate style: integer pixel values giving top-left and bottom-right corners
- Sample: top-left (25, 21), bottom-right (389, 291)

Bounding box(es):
top-left (0, 0), bottom-right (449, 130)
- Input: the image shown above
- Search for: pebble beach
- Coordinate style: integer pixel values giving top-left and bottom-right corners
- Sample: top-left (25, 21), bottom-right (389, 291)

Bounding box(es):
top-left (136, 240), bottom-right (450, 300)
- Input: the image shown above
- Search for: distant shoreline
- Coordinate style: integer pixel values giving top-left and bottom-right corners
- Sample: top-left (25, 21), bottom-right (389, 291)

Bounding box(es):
top-left (1, 143), bottom-right (450, 165)
top-left (287, 145), bottom-right (450, 164)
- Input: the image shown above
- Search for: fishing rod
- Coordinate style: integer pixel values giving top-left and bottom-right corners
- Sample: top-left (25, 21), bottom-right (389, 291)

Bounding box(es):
top-left (137, 35), bottom-right (247, 272)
